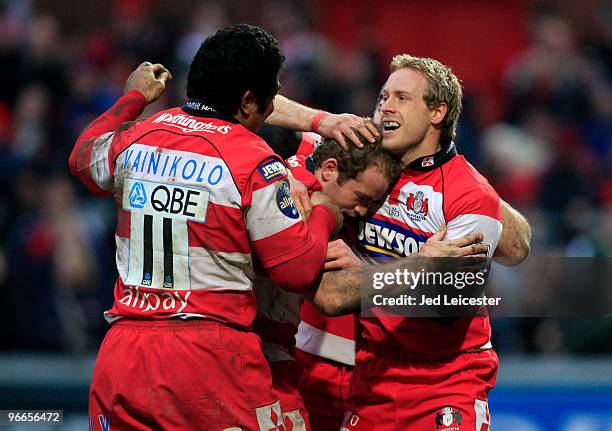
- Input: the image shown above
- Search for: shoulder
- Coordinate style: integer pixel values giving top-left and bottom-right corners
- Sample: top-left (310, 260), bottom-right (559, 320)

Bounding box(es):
top-left (442, 155), bottom-right (500, 221)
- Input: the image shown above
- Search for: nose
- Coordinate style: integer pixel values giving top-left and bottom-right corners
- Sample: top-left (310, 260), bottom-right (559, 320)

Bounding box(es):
top-left (355, 205), bottom-right (368, 217)
top-left (381, 97), bottom-right (395, 114)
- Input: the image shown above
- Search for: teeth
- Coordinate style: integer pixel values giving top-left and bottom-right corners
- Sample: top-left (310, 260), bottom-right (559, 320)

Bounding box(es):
top-left (383, 121), bottom-right (400, 131)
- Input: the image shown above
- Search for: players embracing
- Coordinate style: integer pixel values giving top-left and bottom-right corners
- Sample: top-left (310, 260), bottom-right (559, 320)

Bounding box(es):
top-left (268, 54), bottom-right (531, 430)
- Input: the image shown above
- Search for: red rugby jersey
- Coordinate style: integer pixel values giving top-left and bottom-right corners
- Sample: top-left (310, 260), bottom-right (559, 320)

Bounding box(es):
top-left (356, 142), bottom-right (502, 356)
top-left (69, 92), bottom-right (335, 329)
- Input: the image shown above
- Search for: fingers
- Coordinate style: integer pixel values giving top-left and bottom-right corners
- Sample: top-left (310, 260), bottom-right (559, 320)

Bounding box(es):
top-left (291, 188), bottom-right (312, 221)
top-left (344, 128), bottom-right (364, 149)
top-left (449, 232), bottom-right (484, 248)
top-left (427, 224), bottom-right (447, 243)
top-left (455, 243), bottom-right (489, 256)
top-left (332, 130), bottom-right (349, 151)
top-left (325, 239), bottom-right (344, 259)
top-left (354, 119), bottom-right (378, 144)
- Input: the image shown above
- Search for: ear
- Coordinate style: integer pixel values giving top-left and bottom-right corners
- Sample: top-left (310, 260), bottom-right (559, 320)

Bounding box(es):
top-left (320, 158), bottom-right (339, 184)
top-left (431, 102), bottom-right (448, 126)
top-left (239, 90), bottom-right (259, 117)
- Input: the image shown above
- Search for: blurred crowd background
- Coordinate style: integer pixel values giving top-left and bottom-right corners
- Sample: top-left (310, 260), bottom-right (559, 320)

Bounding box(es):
top-left (0, 0), bottom-right (610, 356)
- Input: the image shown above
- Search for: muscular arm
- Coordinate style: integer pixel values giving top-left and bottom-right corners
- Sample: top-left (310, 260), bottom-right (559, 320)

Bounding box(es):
top-left (267, 95), bottom-right (322, 131)
top-left (68, 62), bottom-right (171, 195)
top-left (310, 229), bottom-right (489, 316)
top-left (493, 199), bottom-right (531, 266)
top-left (267, 95), bottom-right (378, 148)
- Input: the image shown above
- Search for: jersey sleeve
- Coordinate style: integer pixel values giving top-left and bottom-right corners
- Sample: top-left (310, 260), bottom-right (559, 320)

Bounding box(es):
top-left (444, 181), bottom-right (502, 256)
top-left (68, 90), bottom-right (147, 196)
top-left (244, 157), bottom-right (315, 266)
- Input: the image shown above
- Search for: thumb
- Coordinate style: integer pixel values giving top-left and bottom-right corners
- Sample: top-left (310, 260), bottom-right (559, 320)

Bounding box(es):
top-left (428, 224), bottom-right (447, 242)
top-left (158, 71), bottom-right (171, 84)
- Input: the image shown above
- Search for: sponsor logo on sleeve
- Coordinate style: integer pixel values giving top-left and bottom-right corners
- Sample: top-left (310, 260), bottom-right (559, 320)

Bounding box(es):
top-left (276, 182), bottom-right (299, 219)
top-left (258, 159), bottom-right (287, 182)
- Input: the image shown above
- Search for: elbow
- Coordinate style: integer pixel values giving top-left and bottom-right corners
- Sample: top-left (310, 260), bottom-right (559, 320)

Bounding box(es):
top-left (494, 236), bottom-right (531, 267)
top-left (270, 270), bottom-right (321, 294)
top-left (510, 223), bottom-right (532, 265)
top-left (313, 292), bottom-right (345, 317)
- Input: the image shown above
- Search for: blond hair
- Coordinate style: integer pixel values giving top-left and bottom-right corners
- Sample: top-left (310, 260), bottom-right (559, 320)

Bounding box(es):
top-left (390, 54), bottom-right (463, 143)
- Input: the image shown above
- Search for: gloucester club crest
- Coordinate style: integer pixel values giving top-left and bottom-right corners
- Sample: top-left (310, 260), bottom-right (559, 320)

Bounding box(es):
top-left (435, 406), bottom-right (462, 431)
top-left (406, 190), bottom-right (429, 222)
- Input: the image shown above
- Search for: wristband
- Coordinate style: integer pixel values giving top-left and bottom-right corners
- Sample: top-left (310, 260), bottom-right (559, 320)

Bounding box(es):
top-left (311, 111), bottom-right (330, 133)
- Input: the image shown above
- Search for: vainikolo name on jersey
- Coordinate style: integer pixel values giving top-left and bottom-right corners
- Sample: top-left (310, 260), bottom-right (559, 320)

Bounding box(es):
top-left (121, 146), bottom-right (224, 185)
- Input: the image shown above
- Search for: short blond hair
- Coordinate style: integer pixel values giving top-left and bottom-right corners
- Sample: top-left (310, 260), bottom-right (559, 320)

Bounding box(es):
top-left (390, 54), bottom-right (463, 143)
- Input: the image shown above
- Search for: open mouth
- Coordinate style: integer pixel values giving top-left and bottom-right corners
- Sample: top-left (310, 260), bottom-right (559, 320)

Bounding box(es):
top-left (382, 121), bottom-right (400, 132)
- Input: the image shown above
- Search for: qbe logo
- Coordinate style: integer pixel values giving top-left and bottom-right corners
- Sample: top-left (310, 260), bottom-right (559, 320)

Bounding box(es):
top-left (129, 181), bottom-right (147, 208)
top-left (123, 178), bottom-right (210, 222)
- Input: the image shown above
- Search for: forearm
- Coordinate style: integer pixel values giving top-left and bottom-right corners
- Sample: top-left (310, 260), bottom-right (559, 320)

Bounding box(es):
top-left (493, 199), bottom-right (531, 266)
top-left (266, 95), bottom-right (321, 131)
top-left (68, 90), bottom-right (146, 187)
top-left (267, 205), bottom-right (336, 292)
top-left (312, 254), bottom-right (435, 316)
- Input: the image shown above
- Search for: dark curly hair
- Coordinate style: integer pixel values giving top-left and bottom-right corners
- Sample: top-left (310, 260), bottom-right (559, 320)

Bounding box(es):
top-left (187, 24), bottom-right (285, 115)
top-left (312, 128), bottom-right (401, 185)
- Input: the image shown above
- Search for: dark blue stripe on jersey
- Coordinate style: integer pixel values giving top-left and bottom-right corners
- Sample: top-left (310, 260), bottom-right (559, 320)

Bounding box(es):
top-left (357, 217), bottom-right (429, 259)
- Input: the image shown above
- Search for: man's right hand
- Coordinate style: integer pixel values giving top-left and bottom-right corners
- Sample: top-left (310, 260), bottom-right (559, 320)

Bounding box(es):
top-left (310, 191), bottom-right (343, 235)
top-left (419, 225), bottom-right (488, 257)
top-left (317, 114), bottom-right (379, 150)
top-left (124, 62), bottom-right (173, 104)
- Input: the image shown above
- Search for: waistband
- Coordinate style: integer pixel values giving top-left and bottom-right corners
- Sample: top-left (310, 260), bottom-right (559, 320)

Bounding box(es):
top-left (110, 317), bottom-right (238, 330)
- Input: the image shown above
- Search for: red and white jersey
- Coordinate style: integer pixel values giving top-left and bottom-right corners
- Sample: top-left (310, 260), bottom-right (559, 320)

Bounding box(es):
top-left (296, 301), bottom-right (357, 366)
top-left (253, 154), bottom-right (322, 362)
top-left (286, 154), bottom-right (359, 366)
top-left (83, 102), bottom-right (316, 328)
top-left (356, 143), bottom-right (502, 356)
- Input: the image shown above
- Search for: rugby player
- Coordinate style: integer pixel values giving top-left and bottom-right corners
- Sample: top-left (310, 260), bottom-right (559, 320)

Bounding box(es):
top-left (252, 131), bottom-right (400, 430)
top-left (267, 54), bottom-right (532, 430)
top-left (69, 24), bottom-right (346, 431)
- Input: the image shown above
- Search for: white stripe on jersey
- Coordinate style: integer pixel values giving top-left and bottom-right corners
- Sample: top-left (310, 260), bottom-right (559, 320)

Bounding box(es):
top-left (246, 180), bottom-right (301, 241)
top-left (295, 321), bottom-right (356, 366)
top-left (114, 144), bottom-right (241, 209)
top-left (188, 246), bottom-right (254, 291)
top-left (125, 212), bottom-right (144, 287)
top-left (120, 214), bottom-right (191, 290)
top-left (117, 233), bottom-right (253, 291)
top-left (446, 213), bottom-right (502, 256)
top-left (172, 217), bottom-right (190, 289)
top-left (116, 235), bottom-right (129, 280)
top-left (90, 131), bottom-right (115, 192)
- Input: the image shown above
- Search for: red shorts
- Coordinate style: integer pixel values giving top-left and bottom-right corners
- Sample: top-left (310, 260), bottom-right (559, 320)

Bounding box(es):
top-left (341, 348), bottom-right (498, 431)
top-left (269, 360), bottom-right (311, 431)
top-left (89, 319), bottom-right (285, 431)
top-left (295, 349), bottom-right (353, 431)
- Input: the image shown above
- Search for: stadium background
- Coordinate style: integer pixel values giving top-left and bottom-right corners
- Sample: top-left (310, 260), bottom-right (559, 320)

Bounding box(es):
top-left (0, 0), bottom-right (610, 429)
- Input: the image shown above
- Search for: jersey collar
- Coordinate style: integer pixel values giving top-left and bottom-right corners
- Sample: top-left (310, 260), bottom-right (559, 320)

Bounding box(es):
top-left (405, 141), bottom-right (457, 171)
top-left (182, 99), bottom-right (240, 124)
top-left (305, 155), bottom-right (316, 174)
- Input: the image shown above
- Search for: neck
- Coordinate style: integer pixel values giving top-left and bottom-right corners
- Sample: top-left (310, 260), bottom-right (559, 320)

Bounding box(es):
top-left (400, 131), bottom-right (441, 168)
